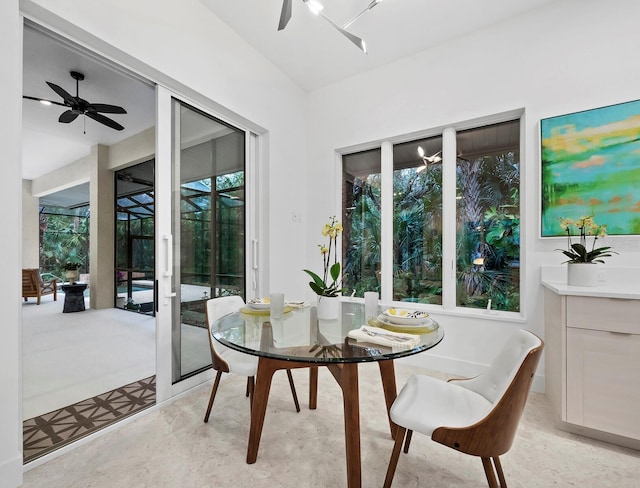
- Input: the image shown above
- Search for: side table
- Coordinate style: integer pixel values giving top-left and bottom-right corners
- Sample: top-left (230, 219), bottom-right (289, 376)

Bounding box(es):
top-left (61, 283), bottom-right (88, 313)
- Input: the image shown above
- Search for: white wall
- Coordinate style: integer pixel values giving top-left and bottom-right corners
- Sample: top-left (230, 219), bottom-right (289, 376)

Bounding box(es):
top-left (0, 0), bottom-right (24, 484)
top-left (305, 0), bottom-right (640, 375)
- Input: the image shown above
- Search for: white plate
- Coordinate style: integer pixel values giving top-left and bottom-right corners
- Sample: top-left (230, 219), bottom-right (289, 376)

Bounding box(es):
top-left (376, 314), bottom-right (436, 330)
top-left (382, 308), bottom-right (430, 325)
top-left (247, 298), bottom-right (270, 310)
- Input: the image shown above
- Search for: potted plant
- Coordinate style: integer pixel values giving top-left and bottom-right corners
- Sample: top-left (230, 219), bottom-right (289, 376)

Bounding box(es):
top-left (303, 216), bottom-right (347, 319)
top-left (63, 261), bottom-right (81, 284)
top-left (557, 215), bottom-right (616, 286)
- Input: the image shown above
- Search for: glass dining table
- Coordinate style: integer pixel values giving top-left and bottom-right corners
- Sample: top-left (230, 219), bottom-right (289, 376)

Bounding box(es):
top-left (211, 300), bottom-right (444, 488)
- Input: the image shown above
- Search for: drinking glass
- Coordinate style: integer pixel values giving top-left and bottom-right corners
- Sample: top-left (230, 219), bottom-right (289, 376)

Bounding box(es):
top-left (270, 292), bottom-right (285, 319)
top-left (364, 291), bottom-right (379, 323)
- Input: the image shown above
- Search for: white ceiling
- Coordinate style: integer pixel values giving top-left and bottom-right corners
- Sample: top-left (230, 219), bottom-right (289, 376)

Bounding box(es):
top-left (200, 0), bottom-right (556, 92)
top-left (22, 0), bottom-right (555, 186)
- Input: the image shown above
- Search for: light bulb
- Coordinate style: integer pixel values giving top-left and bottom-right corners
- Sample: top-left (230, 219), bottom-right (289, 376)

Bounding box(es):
top-left (306, 0), bottom-right (324, 15)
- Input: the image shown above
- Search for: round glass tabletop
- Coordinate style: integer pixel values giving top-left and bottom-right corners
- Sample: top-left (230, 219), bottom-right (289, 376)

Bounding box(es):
top-left (212, 301), bottom-right (444, 364)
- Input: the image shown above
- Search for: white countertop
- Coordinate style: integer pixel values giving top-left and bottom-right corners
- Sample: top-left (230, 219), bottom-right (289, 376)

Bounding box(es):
top-left (541, 265), bottom-right (640, 299)
top-left (541, 280), bottom-right (640, 299)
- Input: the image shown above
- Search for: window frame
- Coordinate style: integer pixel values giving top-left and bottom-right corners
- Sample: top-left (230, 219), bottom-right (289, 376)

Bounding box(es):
top-left (338, 109), bottom-right (526, 321)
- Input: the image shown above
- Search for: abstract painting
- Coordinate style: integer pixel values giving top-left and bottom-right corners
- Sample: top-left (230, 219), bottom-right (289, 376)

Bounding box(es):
top-left (540, 99), bottom-right (640, 236)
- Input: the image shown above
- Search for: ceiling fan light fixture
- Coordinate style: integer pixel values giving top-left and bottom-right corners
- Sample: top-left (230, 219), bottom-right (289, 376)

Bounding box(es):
top-left (417, 147), bottom-right (443, 170)
top-left (304, 0), bottom-right (324, 15)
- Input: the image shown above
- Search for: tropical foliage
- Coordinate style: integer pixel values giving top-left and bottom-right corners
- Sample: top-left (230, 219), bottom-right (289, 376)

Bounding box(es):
top-left (391, 160), bottom-right (443, 304)
top-left (456, 152), bottom-right (520, 311)
top-left (343, 174), bottom-right (382, 296)
top-left (39, 206), bottom-right (89, 279)
top-left (342, 147), bottom-right (520, 312)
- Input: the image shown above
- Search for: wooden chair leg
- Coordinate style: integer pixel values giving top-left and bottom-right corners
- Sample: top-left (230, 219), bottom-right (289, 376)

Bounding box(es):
top-left (493, 456), bottom-right (507, 487)
top-left (481, 457), bottom-right (500, 488)
top-left (383, 426), bottom-right (407, 488)
top-left (286, 369), bottom-right (300, 412)
top-left (204, 370), bottom-right (223, 423)
top-left (403, 430), bottom-right (413, 453)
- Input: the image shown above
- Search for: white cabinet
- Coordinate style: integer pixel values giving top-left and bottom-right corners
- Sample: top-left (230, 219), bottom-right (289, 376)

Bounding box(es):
top-left (544, 289), bottom-right (640, 447)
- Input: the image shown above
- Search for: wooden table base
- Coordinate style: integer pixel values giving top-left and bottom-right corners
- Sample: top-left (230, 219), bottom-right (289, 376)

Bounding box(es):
top-left (246, 358), bottom-right (398, 488)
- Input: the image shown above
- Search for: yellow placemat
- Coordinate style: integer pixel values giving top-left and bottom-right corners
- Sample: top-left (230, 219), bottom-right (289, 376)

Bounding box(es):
top-left (368, 318), bottom-right (439, 335)
top-left (240, 305), bottom-right (294, 316)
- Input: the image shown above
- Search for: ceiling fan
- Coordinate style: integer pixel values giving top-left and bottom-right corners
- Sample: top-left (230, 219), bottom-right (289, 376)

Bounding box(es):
top-left (23, 70), bottom-right (127, 131)
top-left (278, 0), bottom-right (384, 53)
top-left (416, 147), bottom-right (442, 173)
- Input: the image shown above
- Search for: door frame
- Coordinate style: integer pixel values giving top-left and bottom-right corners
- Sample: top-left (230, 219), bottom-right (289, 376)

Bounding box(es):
top-left (155, 86), bottom-right (265, 402)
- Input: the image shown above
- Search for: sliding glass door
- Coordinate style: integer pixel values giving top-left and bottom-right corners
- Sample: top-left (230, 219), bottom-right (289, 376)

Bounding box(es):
top-left (115, 159), bottom-right (155, 313)
top-left (170, 100), bottom-right (246, 381)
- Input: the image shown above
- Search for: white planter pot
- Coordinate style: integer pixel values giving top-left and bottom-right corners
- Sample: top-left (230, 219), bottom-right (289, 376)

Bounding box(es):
top-left (316, 295), bottom-right (340, 320)
top-left (567, 263), bottom-right (599, 287)
top-left (65, 269), bottom-right (79, 284)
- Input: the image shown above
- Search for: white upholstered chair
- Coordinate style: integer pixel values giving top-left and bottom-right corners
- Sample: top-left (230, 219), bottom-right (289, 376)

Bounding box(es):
top-left (383, 329), bottom-right (544, 488)
top-left (203, 296), bottom-right (300, 423)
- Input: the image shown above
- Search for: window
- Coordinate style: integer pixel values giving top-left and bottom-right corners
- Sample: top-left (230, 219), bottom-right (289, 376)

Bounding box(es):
top-left (392, 136), bottom-right (443, 304)
top-left (342, 116), bottom-right (521, 313)
top-left (342, 148), bottom-right (381, 296)
top-left (455, 121), bottom-right (520, 312)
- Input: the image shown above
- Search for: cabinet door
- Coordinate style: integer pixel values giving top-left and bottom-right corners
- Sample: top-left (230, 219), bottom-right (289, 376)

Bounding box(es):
top-left (567, 327), bottom-right (640, 440)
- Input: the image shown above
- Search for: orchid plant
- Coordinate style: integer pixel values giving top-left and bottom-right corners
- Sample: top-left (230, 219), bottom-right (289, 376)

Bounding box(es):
top-left (304, 216), bottom-right (347, 297)
top-left (557, 215), bottom-right (617, 263)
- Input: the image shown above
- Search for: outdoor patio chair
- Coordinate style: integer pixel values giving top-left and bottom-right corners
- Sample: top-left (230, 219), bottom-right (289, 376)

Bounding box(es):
top-left (22, 268), bottom-right (57, 305)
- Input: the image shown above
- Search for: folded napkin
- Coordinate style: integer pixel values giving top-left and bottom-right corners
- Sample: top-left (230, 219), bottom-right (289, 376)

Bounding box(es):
top-left (348, 325), bottom-right (420, 350)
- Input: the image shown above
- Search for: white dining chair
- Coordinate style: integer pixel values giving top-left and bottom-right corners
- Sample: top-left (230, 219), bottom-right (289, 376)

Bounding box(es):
top-left (383, 329), bottom-right (544, 488)
top-left (203, 295), bottom-right (300, 423)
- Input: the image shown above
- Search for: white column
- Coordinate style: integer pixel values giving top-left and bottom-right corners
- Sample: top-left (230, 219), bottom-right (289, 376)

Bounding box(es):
top-left (22, 180), bottom-right (40, 268)
top-left (89, 144), bottom-right (115, 309)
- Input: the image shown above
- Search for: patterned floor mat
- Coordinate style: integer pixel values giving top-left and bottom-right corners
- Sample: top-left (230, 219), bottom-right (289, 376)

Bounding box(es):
top-left (23, 375), bottom-right (155, 464)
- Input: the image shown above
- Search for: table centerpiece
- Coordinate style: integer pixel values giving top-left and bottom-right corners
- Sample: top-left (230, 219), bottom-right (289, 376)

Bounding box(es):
top-left (303, 216), bottom-right (346, 319)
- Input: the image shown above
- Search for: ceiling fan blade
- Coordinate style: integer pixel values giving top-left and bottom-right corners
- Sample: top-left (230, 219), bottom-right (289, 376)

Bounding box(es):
top-left (86, 111), bottom-right (125, 131)
top-left (46, 81), bottom-right (76, 105)
top-left (278, 0), bottom-right (292, 30)
top-left (87, 103), bottom-right (127, 114)
top-left (337, 27), bottom-right (366, 53)
top-left (58, 110), bottom-right (80, 123)
top-left (22, 95), bottom-right (68, 107)
top-left (320, 14), bottom-right (367, 53)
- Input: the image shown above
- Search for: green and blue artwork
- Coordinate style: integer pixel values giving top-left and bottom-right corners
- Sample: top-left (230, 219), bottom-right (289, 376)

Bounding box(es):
top-left (541, 99), bottom-right (640, 236)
